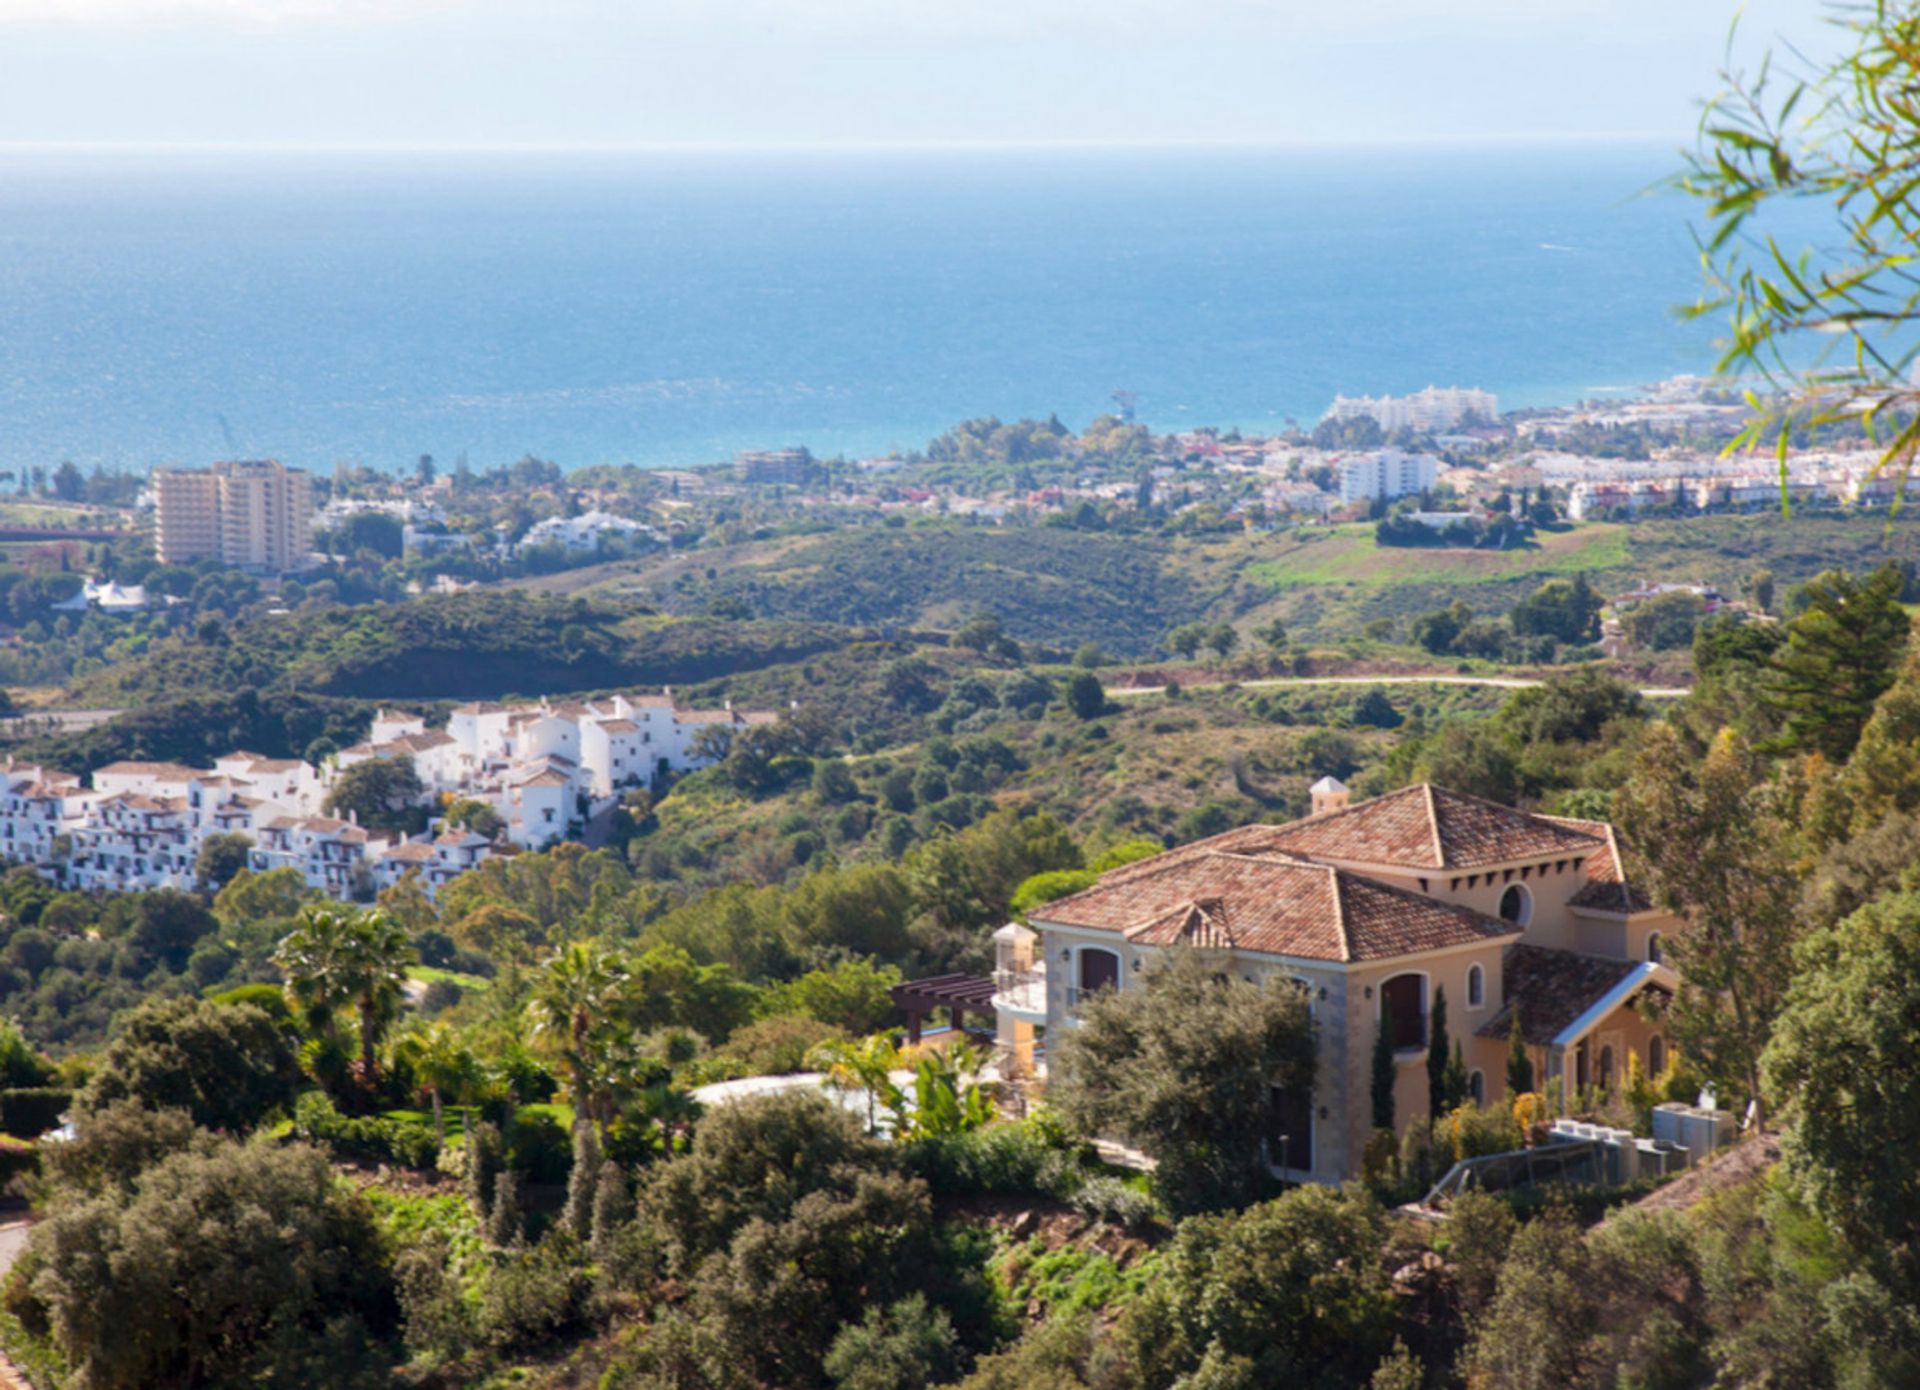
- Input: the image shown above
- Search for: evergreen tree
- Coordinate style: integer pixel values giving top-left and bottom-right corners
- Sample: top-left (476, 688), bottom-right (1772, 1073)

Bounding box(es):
top-left (1506, 1009), bottom-right (1534, 1097)
top-left (486, 1169), bottom-right (523, 1248)
top-left (1446, 1040), bottom-right (1471, 1110)
top-left (1427, 986), bottom-right (1451, 1124)
top-left (590, 1161), bottom-right (631, 1265)
top-left (465, 1119), bottom-right (503, 1218)
top-left (1371, 1011), bottom-right (1396, 1131)
top-left (566, 1123), bottom-right (602, 1239)
top-left (1764, 564), bottom-right (1911, 761)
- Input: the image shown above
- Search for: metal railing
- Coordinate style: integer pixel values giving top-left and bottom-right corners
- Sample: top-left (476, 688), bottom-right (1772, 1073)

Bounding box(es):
top-left (1421, 1138), bottom-right (1604, 1208)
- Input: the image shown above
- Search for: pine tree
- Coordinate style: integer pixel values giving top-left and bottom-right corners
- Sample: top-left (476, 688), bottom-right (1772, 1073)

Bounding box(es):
top-left (1506, 1008), bottom-right (1534, 1097)
top-left (1427, 986), bottom-right (1451, 1124)
top-left (1763, 563), bottom-right (1910, 761)
top-left (1370, 1011), bottom-right (1396, 1131)
top-left (565, 1123), bottom-right (602, 1239)
top-left (486, 1170), bottom-right (523, 1248)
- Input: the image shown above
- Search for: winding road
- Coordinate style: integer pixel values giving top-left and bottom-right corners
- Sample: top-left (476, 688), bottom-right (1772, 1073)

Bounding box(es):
top-left (1107, 674), bottom-right (1690, 700)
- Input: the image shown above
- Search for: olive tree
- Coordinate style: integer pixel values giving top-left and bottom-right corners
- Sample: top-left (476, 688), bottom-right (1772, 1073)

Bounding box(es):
top-left (1051, 948), bottom-right (1315, 1214)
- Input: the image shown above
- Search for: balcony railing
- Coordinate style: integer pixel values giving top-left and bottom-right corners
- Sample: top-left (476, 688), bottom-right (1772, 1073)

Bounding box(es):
top-left (992, 967), bottom-right (1047, 1015)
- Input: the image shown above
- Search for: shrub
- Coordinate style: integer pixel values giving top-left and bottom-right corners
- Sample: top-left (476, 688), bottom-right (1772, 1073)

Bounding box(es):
top-left (476, 1232), bottom-right (590, 1350)
top-left (1070, 1175), bottom-right (1156, 1228)
top-left (292, 1091), bottom-right (441, 1170)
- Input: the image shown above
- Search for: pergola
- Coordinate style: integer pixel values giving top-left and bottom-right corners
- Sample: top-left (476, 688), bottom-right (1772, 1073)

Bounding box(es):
top-left (889, 973), bottom-right (997, 1044)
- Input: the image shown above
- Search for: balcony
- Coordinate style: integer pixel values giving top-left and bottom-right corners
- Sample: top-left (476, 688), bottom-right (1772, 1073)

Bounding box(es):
top-left (991, 965), bottom-right (1048, 1022)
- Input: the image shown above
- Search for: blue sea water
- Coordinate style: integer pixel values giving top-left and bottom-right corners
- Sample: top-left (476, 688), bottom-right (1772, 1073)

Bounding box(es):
top-left (0, 143), bottom-right (1746, 473)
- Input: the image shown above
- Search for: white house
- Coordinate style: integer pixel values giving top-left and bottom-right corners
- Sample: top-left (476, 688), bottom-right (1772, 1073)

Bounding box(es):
top-left (518, 510), bottom-right (657, 554)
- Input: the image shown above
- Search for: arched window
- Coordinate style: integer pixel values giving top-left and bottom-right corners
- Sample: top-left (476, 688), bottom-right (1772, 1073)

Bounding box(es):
top-left (1498, 884), bottom-right (1532, 926)
top-left (1468, 1069), bottom-right (1485, 1105)
top-left (1648, 1035), bottom-right (1667, 1078)
top-left (1466, 963), bottom-right (1485, 1009)
top-left (1074, 948), bottom-right (1120, 1008)
top-left (1647, 932), bottom-right (1664, 965)
top-left (1598, 1045), bottom-right (1615, 1093)
top-left (1380, 973), bottom-right (1426, 1051)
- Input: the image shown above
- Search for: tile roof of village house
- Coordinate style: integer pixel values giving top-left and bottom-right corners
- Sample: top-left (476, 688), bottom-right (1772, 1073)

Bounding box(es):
top-left (245, 758), bottom-right (305, 773)
top-left (1032, 850), bottom-right (1521, 962)
top-left (92, 761), bottom-right (202, 782)
top-left (1474, 944), bottom-right (1661, 1045)
top-left (1256, 784), bottom-right (1606, 870)
top-left (1546, 816), bottom-right (1656, 913)
top-left (596, 719), bottom-right (640, 733)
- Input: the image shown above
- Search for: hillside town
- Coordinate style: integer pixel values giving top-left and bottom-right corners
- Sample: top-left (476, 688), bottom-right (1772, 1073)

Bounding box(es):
top-left (0, 688), bottom-right (780, 900)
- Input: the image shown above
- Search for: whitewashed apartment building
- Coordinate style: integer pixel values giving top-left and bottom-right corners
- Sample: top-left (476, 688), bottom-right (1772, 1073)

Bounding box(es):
top-left (0, 688), bottom-right (781, 901)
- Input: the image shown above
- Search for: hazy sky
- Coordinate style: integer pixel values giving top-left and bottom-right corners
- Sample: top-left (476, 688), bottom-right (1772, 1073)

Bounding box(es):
top-left (0, 0), bottom-right (1828, 149)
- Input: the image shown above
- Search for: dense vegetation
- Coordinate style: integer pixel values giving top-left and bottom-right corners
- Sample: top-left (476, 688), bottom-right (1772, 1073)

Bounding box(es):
top-left (0, 550), bottom-right (1914, 1385)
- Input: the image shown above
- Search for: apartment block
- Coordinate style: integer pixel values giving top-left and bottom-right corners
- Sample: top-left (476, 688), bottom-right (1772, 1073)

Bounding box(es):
top-left (1339, 447), bottom-right (1440, 503)
top-left (154, 460), bottom-right (315, 572)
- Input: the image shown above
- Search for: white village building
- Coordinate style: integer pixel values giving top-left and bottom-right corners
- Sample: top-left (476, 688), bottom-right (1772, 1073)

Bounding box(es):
top-left (0, 688), bottom-right (782, 903)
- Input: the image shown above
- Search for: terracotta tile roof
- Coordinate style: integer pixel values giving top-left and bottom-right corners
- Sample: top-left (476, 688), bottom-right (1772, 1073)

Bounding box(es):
top-left (387, 732), bottom-right (453, 754)
top-left (452, 701), bottom-right (507, 715)
top-left (596, 719), bottom-right (640, 733)
top-left (1033, 850), bottom-right (1520, 963)
top-left (382, 842), bottom-right (434, 862)
top-left (1474, 944), bottom-right (1648, 1045)
top-left (1259, 784), bottom-right (1605, 871)
top-left (245, 758), bottom-right (304, 773)
top-left (1544, 816), bottom-right (1656, 913)
top-left (94, 760), bottom-right (202, 782)
top-left (626, 694), bottom-right (674, 709)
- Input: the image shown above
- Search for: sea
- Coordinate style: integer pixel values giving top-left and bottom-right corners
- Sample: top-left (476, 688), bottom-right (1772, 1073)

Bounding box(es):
top-left (0, 142), bottom-right (1755, 474)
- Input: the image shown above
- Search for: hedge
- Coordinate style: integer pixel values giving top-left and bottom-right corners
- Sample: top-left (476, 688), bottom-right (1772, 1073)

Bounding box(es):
top-left (0, 1088), bottom-right (70, 1140)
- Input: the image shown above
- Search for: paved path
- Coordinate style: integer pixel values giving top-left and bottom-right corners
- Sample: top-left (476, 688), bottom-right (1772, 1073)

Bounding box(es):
top-left (1108, 674), bottom-right (1691, 700)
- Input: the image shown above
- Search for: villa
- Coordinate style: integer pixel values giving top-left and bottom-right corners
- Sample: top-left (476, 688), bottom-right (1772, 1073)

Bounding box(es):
top-left (990, 779), bottom-right (1679, 1185)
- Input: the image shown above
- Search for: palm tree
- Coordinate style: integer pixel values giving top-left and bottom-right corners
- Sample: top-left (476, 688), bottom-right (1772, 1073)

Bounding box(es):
top-left (274, 906), bottom-right (415, 1084)
top-left (404, 1022), bottom-right (483, 1145)
top-left (528, 943), bottom-right (631, 1124)
top-left (808, 1034), bottom-right (904, 1135)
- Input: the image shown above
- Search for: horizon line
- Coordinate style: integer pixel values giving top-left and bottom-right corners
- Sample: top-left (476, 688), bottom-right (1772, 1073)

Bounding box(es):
top-left (0, 132), bottom-right (1686, 156)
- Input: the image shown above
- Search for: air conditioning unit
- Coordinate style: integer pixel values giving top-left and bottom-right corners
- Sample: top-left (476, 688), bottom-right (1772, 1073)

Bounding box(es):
top-left (1652, 1103), bottom-right (1735, 1162)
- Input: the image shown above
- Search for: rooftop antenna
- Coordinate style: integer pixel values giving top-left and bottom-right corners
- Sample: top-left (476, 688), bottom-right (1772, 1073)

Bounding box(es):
top-left (1111, 389), bottom-right (1139, 424)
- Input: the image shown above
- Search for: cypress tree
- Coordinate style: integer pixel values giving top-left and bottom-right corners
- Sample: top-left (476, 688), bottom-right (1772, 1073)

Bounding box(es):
top-left (1506, 1008), bottom-right (1535, 1097)
top-left (1446, 1040), bottom-right (1471, 1110)
top-left (565, 1123), bottom-right (601, 1239)
top-left (465, 1119), bottom-right (503, 1218)
top-left (1370, 1010), bottom-right (1396, 1131)
top-left (590, 1162), bottom-right (631, 1266)
top-left (486, 1170), bottom-right (523, 1248)
top-left (1427, 986), bottom-right (1451, 1124)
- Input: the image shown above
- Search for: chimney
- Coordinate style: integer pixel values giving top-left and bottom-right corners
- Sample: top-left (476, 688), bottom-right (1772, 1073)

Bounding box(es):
top-left (1309, 776), bottom-right (1350, 817)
